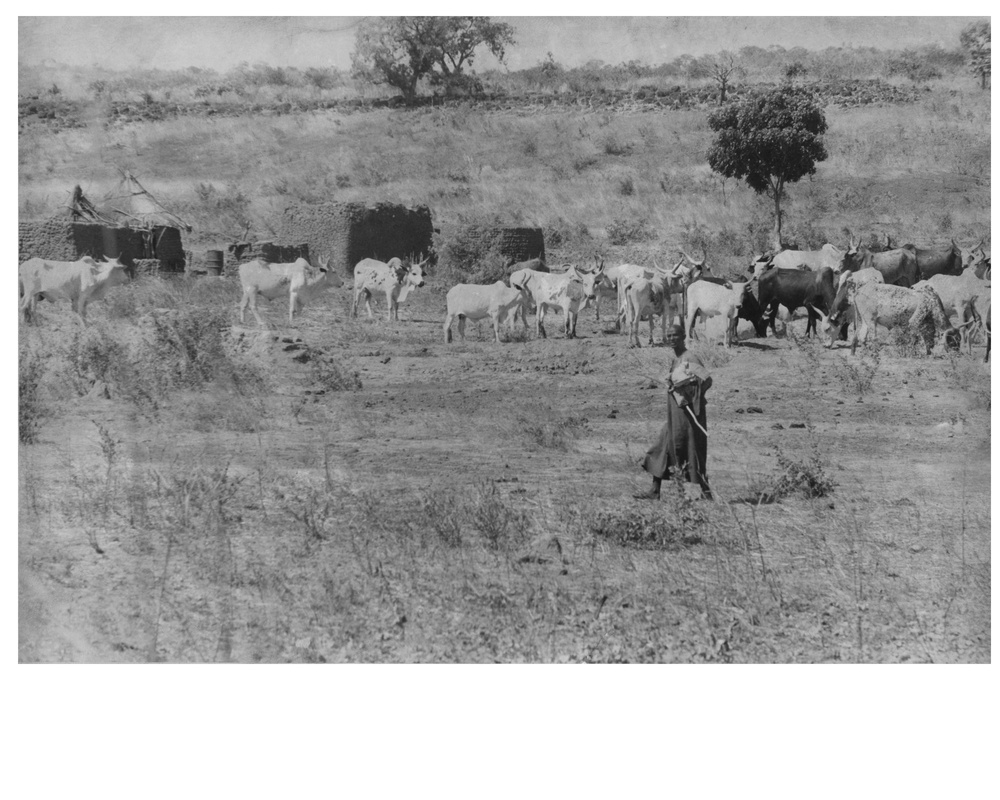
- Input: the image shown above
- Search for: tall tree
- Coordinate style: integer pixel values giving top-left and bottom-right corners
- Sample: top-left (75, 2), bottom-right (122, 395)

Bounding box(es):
top-left (351, 16), bottom-right (515, 104)
top-left (960, 21), bottom-right (991, 90)
top-left (707, 86), bottom-right (828, 249)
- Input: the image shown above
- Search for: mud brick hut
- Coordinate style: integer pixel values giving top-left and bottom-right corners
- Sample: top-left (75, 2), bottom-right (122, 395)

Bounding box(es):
top-left (18, 173), bottom-right (189, 272)
top-left (280, 202), bottom-right (435, 276)
top-left (226, 241), bottom-right (311, 269)
top-left (446, 224), bottom-right (546, 265)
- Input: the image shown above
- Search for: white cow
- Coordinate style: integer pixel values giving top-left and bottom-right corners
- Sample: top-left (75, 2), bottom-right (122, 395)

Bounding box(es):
top-left (622, 275), bottom-right (672, 348)
top-left (510, 265), bottom-right (608, 338)
top-left (443, 281), bottom-right (528, 343)
top-left (612, 260), bottom-right (698, 332)
top-left (821, 282), bottom-right (963, 355)
top-left (352, 257), bottom-right (429, 322)
top-left (684, 279), bottom-right (754, 349)
top-left (768, 243), bottom-right (848, 274)
top-left (238, 256), bottom-right (340, 325)
top-left (914, 271), bottom-right (991, 354)
top-left (970, 290), bottom-right (991, 362)
top-left (19, 256), bottom-right (130, 323)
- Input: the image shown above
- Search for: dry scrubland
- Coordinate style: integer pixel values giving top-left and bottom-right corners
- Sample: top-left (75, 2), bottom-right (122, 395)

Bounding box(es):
top-left (19, 85), bottom-right (990, 662)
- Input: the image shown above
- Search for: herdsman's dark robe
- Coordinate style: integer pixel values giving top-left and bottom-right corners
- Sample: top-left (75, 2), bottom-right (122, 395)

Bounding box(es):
top-left (641, 351), bottom-right (712, 496)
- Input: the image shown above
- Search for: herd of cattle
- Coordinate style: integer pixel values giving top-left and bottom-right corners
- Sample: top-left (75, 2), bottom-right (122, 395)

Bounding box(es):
top-left (17, 235), bottom-right (992, 362)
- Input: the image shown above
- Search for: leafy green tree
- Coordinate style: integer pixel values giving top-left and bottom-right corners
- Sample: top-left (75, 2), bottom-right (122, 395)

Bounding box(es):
top-left (351, 17), bottom-right (515, 104)
top-left (707, 86), bottom-right (828, 249)
top-left (960, 21), bottom-right (990, 90)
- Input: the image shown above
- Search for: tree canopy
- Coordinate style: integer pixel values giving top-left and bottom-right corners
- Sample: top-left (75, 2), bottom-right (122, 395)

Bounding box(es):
top-left (960, 21), bottom-right (991, 90)
top-left (707, 86), bottom-right (828, 248)
top-left (351, 16), bottom-right (516, 103)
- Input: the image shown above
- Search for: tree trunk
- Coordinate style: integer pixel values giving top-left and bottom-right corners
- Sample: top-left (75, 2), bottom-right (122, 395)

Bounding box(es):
top-left (718, 79), bottom-right (727, 105)
top-left (772, 190), bottom-right (783, 251)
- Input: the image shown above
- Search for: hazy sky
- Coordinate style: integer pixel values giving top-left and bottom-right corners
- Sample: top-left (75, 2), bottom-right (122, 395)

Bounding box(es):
top-left (19, 16), bottom-right (985, 73)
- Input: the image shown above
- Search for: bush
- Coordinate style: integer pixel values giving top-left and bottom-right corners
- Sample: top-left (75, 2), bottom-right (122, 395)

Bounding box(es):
top-left (835, 340), bottom-right (881, 397)
top-left (310, 354), bottom-right (363, 392)
top-left (19, 347), bottom-right (45, 444)
top-left (771, 446), bottom-right (834, 500)
top-left (420, 489), bottom-right (464, 548)
top-left (470, 481), bottom-right (529, 551)
top-left (591, 481), bottom-right (708, 548)
top-left (436, 219), bottom-right (511, 284)
top-left (607, 216), bottom-right (655, 246)
top-left (520, 414), bottom-right (587, 450)
top-left (598, 133), bottom-right (633, 156)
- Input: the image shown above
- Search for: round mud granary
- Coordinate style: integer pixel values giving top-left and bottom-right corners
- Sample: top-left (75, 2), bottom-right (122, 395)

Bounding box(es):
top-left (280, 202), bottom-right (435, 276)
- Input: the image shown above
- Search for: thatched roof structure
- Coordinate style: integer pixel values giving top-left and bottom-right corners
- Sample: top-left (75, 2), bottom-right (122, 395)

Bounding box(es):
top-left (65, 169), bottom-right (191, 231)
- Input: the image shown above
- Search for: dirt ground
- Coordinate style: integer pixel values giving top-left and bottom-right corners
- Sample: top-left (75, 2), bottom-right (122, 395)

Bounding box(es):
top-left (18, 281), bottom-right (991, 662)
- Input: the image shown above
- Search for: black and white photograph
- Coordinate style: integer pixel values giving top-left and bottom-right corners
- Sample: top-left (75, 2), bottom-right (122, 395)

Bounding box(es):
top-left (17, 14), bottom-right (991, 671)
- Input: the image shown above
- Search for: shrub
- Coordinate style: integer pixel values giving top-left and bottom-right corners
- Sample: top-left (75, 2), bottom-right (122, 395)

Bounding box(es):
top-left (591, 481), bottom-right (708, 548)
top-left (520, 414), bottom-right (587, 450)
top-left (19, 347), bottom-right (45, 444)
top-left (835, 340), bottom-right (881, 397)
top-left (771, 446), bottom-right (835, 500)
top-left (470, 481), bottom-right (528, 551)
top-left (617, 176), bottom-right (635, 196)
top-left (310, 354), bottom-right (363, 392)
top-left (436, 219), bottom-right (510, 284)
top-left (607, 216), bottom-right (655, 245)
top-left (598, 133), bottom-right (633, 156)
top-left (420, 489), bottom-right (464, 548)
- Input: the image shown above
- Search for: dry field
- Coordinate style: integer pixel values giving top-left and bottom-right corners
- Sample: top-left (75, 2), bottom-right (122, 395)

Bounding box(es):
top-left (18, 83), bottom-right (990, 663)
top-left (18, 275), bottom-right (990, 663)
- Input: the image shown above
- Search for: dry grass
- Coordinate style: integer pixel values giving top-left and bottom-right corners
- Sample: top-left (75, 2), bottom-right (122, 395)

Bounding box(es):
top-left (18, 62), bottom-right (991, 664)
top-left (19, 85), bottom-right (990, 267)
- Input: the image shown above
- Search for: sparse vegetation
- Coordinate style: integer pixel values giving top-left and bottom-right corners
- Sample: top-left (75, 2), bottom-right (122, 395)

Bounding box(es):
top-left (17, 41), bottom-right (991, 664)
top-left (18, 346), bottom-right (45, 444)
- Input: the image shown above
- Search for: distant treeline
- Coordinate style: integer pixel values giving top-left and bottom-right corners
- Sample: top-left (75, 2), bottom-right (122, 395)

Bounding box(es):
top-left (19, 43), bottom-right (969, 105)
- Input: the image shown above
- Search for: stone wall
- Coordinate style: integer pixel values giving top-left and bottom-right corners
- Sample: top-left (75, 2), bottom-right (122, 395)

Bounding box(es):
top-left (451, 226), bottom-right (545, 265)
top-left (280, 202), bottom-right (434, 276)
top-left (18, 221), bottom-right (186, 271)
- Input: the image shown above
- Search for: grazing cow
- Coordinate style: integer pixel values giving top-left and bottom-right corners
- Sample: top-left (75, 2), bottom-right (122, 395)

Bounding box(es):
top-left (970, 293), bottom-right (991, 362)
top-left (821, 282), bottom-right (962, 355)
top-left (962, 240), bottom-right (991, 281)
top-left (913, 271), bottom-right (990, 354)
top-left (902, 240), bottom-right (964, 280)
top-left (238, 256), bottom-right (340, 325)
top-left (622, 275), bottom-right (671, 347)
top-left (695, 275), bottom-right (769, 337)
top-left (593, 262), bottom-right (626, 325)
top-left (352, 257), bottom-right (429, 321)
top-left (823, 268), bottom-right (885, 347)
top-left (19, 256), bottom-right (130, 323)
top-left (505, 258), bottom-right (548, 327)
top-left (684, 278), bottom-right (755, 348)
top-left (767, 244), bottom-right (848, 274)
top-left (755, 266), bottom-right (837, 338)
top-left (841, 243), bottom-right (919, 287)
top-left (961, 238), bottom-right (989, 269)
top-left (443, 281), bottom-right (528, 343)
top-left (510, 265), bottom-right (608, 338)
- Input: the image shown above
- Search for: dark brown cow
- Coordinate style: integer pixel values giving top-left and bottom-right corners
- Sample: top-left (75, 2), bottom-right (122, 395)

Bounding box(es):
top-left (756, 267), bottom-right (837, 338)
top-left (842, 244), bottom-right (919, 287)
top-left (902, 240), bottom-right (963, 280)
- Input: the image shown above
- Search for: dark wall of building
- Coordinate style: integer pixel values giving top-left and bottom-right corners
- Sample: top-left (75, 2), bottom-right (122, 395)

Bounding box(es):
top-left (18, 221), bottom-right (186, 271)
top-left (280, 202), bottom-right (434, 276)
